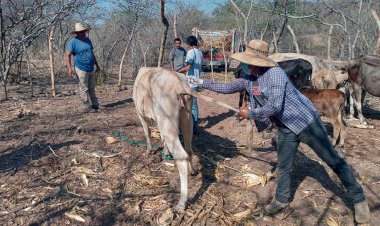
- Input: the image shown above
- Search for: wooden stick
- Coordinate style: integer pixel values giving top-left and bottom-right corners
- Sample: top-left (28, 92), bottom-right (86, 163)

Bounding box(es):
top-left (192, 92), bottom-right (239, 112)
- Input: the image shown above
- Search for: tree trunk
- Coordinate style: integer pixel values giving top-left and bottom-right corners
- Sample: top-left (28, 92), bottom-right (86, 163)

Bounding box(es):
top-left (371, 9), bottom-right (380, 55)
top-left (286, 25), bottom-right (300, 54)
top-left (173, 15), bottom-right (177, 38)
top-left (0, 0), bottom-right (4, 63)
top-left (158, 0), bottom-right (169, 67)
top-left (118, 31), bottom-right (135, 89)
top-left (48, 26), bottom-right (56, 97)
top-left (244, 18), bottom-right (248, 44)
top-left (118, 14), bottom-right (138, 88)
top-left (269, 32), bottom-right (278, 54)
top-left (327, 25), bottom-right (333, 70)
top-left (269, 0), bottom-right (288, 52)
top-left (138, 37), bottom-right (149, 67)
top-left (23, 42), bottom-right (33, 97)
top-left (230, 0), bottom-right (253, 44)
top-left (2, 66), bottom-right (9, 100)
top-left (339, 42), bottom-right (345, 60)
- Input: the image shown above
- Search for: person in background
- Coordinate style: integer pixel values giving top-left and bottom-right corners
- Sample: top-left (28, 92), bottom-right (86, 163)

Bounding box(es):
top-left (170, 38), bottom-right (187, 72)
top-left (178, 36), bottom-right (203, 135)
top-left (189, 39), bottom-right (371, 224)
top-left (65, 22), bottom-right (100, 113)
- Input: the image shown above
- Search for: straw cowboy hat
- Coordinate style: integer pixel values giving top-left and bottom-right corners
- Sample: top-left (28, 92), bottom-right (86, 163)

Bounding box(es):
top-left (71, 22), bottom-right (91, 34)
top-left (231, 39), bottom-right (278, 67)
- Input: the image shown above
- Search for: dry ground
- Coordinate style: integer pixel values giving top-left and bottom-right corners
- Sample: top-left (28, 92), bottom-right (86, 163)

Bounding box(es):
top-left (0, 72), bottom-right (379, 225)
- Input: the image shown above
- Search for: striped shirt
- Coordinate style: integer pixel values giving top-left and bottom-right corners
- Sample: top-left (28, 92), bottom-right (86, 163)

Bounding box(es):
top-left (202, 67), bottom-right (317, 135)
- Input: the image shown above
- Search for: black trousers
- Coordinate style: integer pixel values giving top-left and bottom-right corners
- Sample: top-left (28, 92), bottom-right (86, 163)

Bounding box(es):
top-left (275, 116), bottom-right (365, 204)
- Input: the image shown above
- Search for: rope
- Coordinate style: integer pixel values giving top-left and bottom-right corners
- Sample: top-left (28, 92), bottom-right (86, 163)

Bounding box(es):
top-left (114, 131), bottom-right (174, 161)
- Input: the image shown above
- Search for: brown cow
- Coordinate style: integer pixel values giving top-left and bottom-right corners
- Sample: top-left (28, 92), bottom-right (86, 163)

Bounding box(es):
top-left (313, 69), bottom-right (354, 118)
top-left (133, 67), bottom-right (238, 211)
top-left (301, 88), bottom-right (346, 147)
top-left (244, 88), bottom-right (346, 150)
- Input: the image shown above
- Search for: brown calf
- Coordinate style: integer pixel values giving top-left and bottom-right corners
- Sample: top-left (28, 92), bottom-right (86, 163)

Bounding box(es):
top-left (301, 88), bottom-right (346, 147)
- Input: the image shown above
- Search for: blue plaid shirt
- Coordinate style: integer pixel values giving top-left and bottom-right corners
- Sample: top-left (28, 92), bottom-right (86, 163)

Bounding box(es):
top-left (202, 67), bottom-right (317, 135)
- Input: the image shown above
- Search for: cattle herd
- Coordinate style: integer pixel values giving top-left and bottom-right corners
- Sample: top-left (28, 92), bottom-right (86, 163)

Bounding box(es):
top-left (132, 53), bottom-right (380, 211)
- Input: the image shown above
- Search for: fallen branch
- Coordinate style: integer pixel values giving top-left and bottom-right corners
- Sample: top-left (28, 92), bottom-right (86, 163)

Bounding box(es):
top-left (81, 149), bottom-right (123, 158)
top-left (186, 202), bottom-right (206, 225)
top-left (223, 165), bottom-right (244, 174)
top-left (48, 146), bottom-right (61, 158)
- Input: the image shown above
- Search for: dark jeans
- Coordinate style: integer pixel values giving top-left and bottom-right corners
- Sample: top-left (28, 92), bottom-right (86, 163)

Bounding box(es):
top-left (275, 115), bottom-right (365, 204)
top-left (192, 87), bottom-right (199, 133)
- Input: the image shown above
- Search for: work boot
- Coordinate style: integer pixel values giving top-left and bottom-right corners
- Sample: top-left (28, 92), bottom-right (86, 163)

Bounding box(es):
top-left (264, 199), bottom-right (288, 215)
top-left (354, 199), bottom-right (370, 223)
top-left (83, 106), bottom-right (98, 113)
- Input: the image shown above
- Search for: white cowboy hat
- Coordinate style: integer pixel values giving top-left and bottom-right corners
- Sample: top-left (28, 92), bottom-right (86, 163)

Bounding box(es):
top-left (71, 22), bottom-right (91, 34)
top-left (231, 39), bottom-right (278, 67)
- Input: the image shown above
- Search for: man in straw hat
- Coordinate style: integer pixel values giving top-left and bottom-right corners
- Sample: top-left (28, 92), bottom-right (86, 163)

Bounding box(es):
top-left (189, 39), bottom-right (370, 223)
top-left (66, 22), bottom-right (100, 113)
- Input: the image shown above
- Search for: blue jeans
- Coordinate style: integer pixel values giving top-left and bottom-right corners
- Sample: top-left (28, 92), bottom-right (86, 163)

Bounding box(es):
top-left (192, 87), bottom-right (199, 133)
top-left (275, 116), bottom-right (365, 204)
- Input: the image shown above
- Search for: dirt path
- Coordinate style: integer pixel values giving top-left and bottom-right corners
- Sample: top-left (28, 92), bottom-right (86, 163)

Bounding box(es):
top-left (0, 73), bottom-right (379, 225)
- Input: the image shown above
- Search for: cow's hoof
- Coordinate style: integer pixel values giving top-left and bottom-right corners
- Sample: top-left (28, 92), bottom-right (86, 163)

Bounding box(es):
top-left (174, 204), bottom-right (186, 212)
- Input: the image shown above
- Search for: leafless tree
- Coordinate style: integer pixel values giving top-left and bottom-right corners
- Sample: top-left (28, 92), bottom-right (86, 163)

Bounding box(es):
top-left (229, 0), bottom-right (254, 44)
top-left (0, 0), bottom-right (95, 100)
top-left (118, 9), bottom-right (139, 89)
top-left (371, 9), bottom-right (380, 55)
top-left (157, 0), bottom-right (169, 67)
top-left (286, 24), bottom-right (300, 53)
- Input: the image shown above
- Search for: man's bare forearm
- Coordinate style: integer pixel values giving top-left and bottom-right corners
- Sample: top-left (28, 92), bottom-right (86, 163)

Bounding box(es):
top-left (178, 64), bottom-right (191, 73)
top-left (65, 52), bottom-right (72, 69)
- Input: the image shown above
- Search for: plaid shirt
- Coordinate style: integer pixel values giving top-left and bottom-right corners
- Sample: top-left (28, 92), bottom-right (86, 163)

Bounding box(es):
top-left (202, 67), bottom-right (317, 135)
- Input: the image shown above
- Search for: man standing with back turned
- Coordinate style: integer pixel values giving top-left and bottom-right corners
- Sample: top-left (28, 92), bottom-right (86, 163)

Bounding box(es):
top-left (66, 22), bottom-right (100, 113)
top-left (189, 39), bottom-right (370, 224)
top-left (178, 36), bottom-right (203, 135)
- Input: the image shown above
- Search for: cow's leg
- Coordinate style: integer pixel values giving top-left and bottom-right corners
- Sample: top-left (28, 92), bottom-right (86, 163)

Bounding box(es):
top-left (246, 120), bottom-right (254, 152)
top-left (180, 95), bottom-right (196, 176)
top-left (156, 114), bottom-right (189, 211)
top-left (330, 116), bottom-right (339, 147)
top-left (137, 114), bottom-right (153, 155)
top-left (352, 83), bottom-right (367, 124)
top-left (337, 105), bottom-right (345, 147)
top-left (170, 142), bottom-right (189, 211)
top-left (348, 86), bottom-right (354, 119)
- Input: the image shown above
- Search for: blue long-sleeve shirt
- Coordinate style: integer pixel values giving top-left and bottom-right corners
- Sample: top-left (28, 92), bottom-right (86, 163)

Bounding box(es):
top-left (201, 67), bottom-right (317, 135)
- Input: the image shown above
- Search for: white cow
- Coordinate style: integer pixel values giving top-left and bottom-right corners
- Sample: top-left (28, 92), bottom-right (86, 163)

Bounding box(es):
top-left (133, 67), bottom-right (195, 211)
top-left (133, 67), bottom-right (238, 211)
